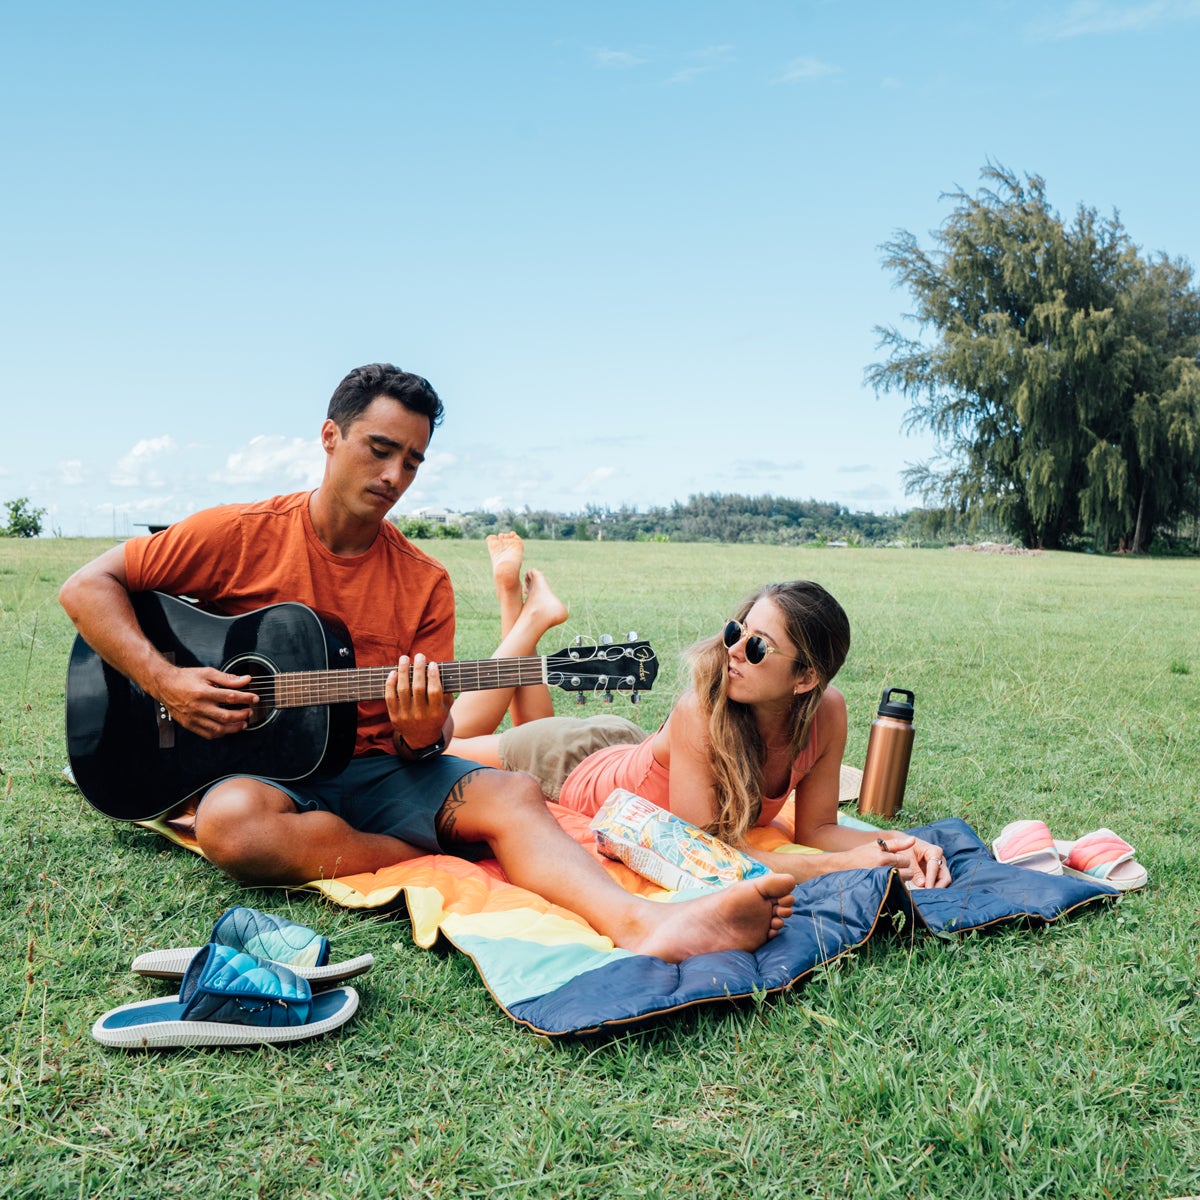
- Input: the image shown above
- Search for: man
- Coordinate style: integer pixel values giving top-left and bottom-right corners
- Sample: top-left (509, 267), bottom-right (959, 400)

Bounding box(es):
top-left (60, 363), bottom-right (795, 962)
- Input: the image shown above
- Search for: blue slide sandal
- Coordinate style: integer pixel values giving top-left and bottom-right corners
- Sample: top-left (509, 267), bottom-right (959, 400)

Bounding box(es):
top-left (131, 906), bottom-right (374, 989)
top-left (94, 943), bottom-right (359, 1048)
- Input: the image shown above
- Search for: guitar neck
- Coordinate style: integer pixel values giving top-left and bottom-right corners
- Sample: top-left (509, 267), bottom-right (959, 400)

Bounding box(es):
top-left (262, 655), bottom-right (549, 709)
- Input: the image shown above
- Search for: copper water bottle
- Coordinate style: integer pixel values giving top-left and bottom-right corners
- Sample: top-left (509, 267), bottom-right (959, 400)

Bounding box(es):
top-left (857, 688), bottom-right (915, 819)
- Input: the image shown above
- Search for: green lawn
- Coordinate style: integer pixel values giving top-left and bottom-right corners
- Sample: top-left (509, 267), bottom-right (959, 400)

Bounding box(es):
top-left (2, 537), bottom-right (1197, 1199)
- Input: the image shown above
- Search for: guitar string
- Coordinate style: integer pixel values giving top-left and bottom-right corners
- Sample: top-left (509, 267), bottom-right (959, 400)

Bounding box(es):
top-left (250, 663), bottom-right (545, 701)
top-left (238, 654), bottom-right (646, 707)
top-left (234, 654), bottom-right (643, 681)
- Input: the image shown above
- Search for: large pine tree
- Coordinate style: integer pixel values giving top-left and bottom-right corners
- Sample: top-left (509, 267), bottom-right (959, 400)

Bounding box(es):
top-left (868, 165), bottom-right (1200, 550)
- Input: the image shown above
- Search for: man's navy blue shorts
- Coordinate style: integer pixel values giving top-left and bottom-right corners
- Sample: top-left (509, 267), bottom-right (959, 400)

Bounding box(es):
top-left (201, 752), bottom-right (494, 862)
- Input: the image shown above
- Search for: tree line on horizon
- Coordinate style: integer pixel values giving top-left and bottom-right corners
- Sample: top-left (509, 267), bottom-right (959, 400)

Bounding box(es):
top-left (395, 491), bottom-right (1197, 552)
top-left (425, 494), bottom-right (937, 546)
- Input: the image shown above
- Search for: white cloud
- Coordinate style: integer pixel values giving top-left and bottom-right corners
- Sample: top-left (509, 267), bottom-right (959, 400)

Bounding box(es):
top-left (733, 458), bottom-right (806, 475)
top-left (574, 466), bottom-right (618, 493)
top-left (212, 435), bottom-right (323, 486)
top-left (123, 493), bottom-right (191, 516)
top-left (777, 56), bottom-right (841, 83)
top-left (413, 449), bottom-right (456, 488)
top-left (111, 435), bottom-right (179, 487)
top-left (666, 44), bottom-right (735, 84)
top-left (594, 48), bottom-right (646, 69)
top-left (1027, 0), bottom-right (1200, 40)
top-left (667, 66), bottom-right (713, 85)
top-left (840, 482), bottom-right (894, 504)
top-left (59, 460), bottom-right (86, 485)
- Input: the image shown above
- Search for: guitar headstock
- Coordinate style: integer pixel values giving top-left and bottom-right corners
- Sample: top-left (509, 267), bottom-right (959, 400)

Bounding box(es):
top-left (546, 636), bottom-right (658, 700)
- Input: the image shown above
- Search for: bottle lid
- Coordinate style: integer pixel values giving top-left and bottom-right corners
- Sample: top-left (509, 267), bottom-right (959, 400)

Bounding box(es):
top-left (877, 687), bottom-right (915, 720)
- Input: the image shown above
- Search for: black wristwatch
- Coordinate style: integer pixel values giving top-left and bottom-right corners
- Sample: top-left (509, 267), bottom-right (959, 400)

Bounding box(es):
top-left (397, 733), bottom-right (447, 762)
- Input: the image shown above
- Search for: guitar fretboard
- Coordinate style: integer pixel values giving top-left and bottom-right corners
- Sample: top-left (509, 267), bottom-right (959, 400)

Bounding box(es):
top-left (247, 656), bottom-right (550, 709)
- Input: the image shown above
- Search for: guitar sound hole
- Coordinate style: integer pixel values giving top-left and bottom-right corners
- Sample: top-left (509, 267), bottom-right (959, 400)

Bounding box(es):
top-left (224, 654), bottom-right (279, 732)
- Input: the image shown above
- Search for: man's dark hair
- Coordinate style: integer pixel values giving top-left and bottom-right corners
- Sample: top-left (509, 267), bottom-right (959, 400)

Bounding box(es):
top-left (327, 363), bottom-right (445, 435)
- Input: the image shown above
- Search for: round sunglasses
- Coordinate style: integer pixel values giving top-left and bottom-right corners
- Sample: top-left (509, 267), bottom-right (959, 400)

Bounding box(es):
top-left (721, 619), bottom-right (804, 666)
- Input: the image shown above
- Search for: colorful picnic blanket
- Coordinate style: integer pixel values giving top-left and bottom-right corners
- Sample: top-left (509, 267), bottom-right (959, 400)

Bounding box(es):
top-left (137, 800), bottom-right (1118, 1037)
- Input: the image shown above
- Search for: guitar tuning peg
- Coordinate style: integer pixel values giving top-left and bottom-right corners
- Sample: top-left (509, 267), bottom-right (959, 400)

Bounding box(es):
top-left (576, 693), bottom-right (588, 706)
top-left (627, 631), bottom-right (638, 641)
top-left (573, 635), bottom-right (583, 647)
top-left (599, 634), bottom-right (613, 646)
top-left (630, 690), bottom-right (641, 704)
top-left (603, 691), bottom-right (614, 705)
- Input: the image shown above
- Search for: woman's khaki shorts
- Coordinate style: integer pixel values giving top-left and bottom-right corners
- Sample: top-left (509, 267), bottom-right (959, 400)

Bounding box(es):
top-left (497, 714), bottom-right (649, 799)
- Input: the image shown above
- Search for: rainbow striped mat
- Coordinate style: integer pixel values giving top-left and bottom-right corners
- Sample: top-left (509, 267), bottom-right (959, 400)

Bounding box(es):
top-left (138, 802), bottom-right (1117, 1037)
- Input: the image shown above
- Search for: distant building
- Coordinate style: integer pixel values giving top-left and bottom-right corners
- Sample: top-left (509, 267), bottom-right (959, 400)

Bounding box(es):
top-left (401, 506), bottom-right (464, 527)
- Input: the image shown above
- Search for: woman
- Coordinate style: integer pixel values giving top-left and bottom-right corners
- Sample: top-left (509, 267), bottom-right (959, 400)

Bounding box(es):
top-left (449, 539), bottom-right (950, 889)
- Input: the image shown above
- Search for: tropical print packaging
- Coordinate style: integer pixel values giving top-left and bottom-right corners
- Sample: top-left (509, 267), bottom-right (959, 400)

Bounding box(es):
top-left (590, 789), bottom-right (769, 892)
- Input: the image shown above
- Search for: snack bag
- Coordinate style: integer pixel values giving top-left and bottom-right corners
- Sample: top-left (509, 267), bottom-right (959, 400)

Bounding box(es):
top-left (590, 789), bottom-right (769, 892)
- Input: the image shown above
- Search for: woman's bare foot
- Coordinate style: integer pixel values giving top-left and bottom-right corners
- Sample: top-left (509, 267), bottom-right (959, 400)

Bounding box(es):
top-left (521, 568), bottom-right (568, 633)
top-left (622, 873), bottom-right (796, 963)
top-left (452, 547), bottom-right (568, 736)
top-left (487, 531), bottom-right (524, 588)
top-left (487, 532), bottom-right (526, 633)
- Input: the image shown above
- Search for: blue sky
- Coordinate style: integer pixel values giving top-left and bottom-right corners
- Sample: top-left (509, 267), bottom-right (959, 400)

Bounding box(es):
top-left (3, 1), bottom-right (1198, 537)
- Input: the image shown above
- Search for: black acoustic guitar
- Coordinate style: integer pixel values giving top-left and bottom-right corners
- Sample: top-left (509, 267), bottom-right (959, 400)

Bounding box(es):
top-left (66, 591), bottom-right (658, 822)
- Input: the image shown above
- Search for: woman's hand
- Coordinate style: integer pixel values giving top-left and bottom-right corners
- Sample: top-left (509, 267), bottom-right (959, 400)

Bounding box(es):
top-left (822, 834), bottom-right (919, 877)
top-left (879, 833), bottom-right (951, 888)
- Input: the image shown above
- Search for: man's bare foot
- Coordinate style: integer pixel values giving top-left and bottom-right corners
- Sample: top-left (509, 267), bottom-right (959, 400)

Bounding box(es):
top-left (521, 568), bottom-right (568, 631)
top-left (486, 532), bottom-right (524, 592)
top-left (623, 873), bottom-right (796, 963)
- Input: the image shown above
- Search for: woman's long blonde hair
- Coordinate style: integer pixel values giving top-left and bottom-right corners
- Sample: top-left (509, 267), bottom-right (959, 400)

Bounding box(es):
top-left (689, 581), bottom-right (850, 844)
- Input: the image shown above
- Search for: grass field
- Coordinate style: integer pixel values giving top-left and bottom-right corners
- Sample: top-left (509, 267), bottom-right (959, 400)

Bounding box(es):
top-left (2, 536), bottom-right (1197, 1199)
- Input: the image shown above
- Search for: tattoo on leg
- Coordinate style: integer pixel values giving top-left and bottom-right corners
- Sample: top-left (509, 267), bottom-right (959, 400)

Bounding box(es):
top-left (435, 770), bottom-right (485, 848)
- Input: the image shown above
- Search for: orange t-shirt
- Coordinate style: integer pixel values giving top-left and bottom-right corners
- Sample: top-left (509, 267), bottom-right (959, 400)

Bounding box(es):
top-left (123, 491), bottom-right (456, 756)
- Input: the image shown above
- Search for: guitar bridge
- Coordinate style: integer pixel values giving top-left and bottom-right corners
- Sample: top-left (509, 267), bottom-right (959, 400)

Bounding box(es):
top-left (156, 653), bottom-right (175, 749)
top-left (156, 702), bottom-right (175, 748)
